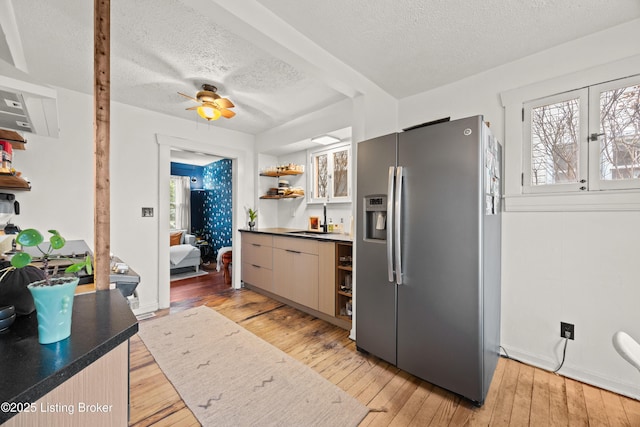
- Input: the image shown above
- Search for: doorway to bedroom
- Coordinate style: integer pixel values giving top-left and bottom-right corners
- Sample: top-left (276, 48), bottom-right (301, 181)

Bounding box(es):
top-left (169, 149), bottom-right (233, 293)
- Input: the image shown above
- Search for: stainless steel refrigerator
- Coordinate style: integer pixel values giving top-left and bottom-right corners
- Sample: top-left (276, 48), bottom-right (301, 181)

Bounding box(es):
top-left (355, 115), bottom-right (501, 405)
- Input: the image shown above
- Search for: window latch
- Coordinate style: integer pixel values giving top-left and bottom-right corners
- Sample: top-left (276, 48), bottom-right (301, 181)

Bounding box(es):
top-left (579, 179), bottom-right (587, 190)
top-left (589, 132), bottom-right (604, 141)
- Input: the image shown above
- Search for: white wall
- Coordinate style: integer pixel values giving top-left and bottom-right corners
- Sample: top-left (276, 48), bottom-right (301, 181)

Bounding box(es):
top-left (255, 152), bottom-right (278, 229)
top-left (15, 87), bottom-right (254, 314)
top-left (398, 19), bottom-right (640, 398)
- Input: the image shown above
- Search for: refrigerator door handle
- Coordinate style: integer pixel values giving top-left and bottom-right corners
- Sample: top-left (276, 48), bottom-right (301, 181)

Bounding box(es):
top-left (387, 166), bottom-right (395, 282)
top-left (394, 166), bottom-right (403, 285)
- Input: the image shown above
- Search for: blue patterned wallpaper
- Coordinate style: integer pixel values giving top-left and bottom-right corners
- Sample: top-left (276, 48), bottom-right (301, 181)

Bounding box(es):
top-left (203, 159), bottom-right (233, 258)
top-left (171, 160), bottom-right (233, 259)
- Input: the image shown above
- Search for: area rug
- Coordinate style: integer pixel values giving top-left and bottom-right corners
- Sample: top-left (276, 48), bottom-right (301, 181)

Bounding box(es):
top-left (169, 269), bottom-right (208, 282)
top-left (137, 305), bottom-right (369, 427)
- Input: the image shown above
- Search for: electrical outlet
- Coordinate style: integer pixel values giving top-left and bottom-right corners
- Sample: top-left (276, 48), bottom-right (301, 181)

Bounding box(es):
top-left (560, 322), bottom-right (575, 340)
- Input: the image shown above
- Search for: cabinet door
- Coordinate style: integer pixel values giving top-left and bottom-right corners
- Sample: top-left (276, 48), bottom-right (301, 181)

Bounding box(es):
top-left (273, 248), bottom-right (318, 310)
top-left (290, 252), bottom-right (318, 309)
top-left (318, 241), bottom-right (335, 316)
top-left (273, 248), bottom-right (294, 298)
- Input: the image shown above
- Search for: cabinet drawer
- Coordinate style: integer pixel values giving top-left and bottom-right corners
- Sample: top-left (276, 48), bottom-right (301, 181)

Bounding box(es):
top-left (242, 235), bottom-right (273, 269)
top-left (242, 232), bottom-right (273, 247)
top-left (242, 262), bottom-right (273, 292)
top-left (273, 236), bottom-right (319, 255)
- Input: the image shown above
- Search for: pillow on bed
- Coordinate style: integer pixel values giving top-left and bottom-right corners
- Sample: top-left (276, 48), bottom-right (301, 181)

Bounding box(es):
top-left (170, 231), bottom-right (183, 246)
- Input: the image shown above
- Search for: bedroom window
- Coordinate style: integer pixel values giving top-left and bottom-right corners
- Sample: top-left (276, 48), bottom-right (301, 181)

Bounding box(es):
top-left (169, 177), bottom-right (177, 229)
top-left (308, 143), bottom-right (351, 203)
top-left (523, 74), bottom-right (640, 193)
top-left (170, 175), bottom-right (191, 230)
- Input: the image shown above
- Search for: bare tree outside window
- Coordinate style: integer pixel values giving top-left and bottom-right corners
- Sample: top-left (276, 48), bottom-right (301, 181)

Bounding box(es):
top-left (599, 84), bottom-right (640, 180)
top-left (315, 153), bottom-right (328, 198)
top-left (309, 145), bottom-right (351, 202)
top-left (530, 99), bottom-right (580, 185)
top-left (333, 149), bottom-right (348, 197)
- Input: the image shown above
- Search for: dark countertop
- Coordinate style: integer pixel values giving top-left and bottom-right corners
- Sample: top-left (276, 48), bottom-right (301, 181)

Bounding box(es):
top-left (240, 227), bottom-right (353, 242)
top-left (0, 290), bottom-right (138, 423)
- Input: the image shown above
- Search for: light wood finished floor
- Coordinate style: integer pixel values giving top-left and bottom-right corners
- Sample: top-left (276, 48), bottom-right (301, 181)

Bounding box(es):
top-left (129, 274), bottom-right (640, 426)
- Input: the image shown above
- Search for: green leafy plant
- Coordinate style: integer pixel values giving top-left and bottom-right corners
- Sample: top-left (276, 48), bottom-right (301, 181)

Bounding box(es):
top-left (248, 208), bottom-right (258, 222)
top-left (10, 229), bottom-right (93, 285)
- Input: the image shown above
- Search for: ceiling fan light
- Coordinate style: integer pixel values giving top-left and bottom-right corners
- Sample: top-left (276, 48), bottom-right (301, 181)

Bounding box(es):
top-left (197, 104), bottom-right (221, 121)
top-left (311, 135), bottom-right (341, 145)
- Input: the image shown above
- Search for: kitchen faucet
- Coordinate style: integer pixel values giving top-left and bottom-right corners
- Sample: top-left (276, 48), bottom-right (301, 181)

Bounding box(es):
top-left (323, 203), bottom-right (328, 232)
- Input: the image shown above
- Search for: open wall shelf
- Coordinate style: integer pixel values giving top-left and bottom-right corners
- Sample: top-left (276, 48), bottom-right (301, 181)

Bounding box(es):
top-left (0, 174), bottom-right (30, 190)
top-left (260, 167), bottom-right (304, 199)
top-left (259, 170), bottom-right (303, 178)
top-left (259, 194), bottom-right (304, 199)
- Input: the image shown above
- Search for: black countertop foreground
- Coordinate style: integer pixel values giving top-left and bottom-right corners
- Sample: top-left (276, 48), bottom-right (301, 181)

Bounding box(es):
top-left (0, 290), bottom-right (138, 423)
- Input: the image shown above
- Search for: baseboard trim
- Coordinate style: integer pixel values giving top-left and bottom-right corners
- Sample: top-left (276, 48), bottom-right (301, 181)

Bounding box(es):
top-left (132, 302), bottom-right (159, 317)
top-left (504, 346), bottom-right (640, 400)
top-left (244, 284), bottom-right (352, 331)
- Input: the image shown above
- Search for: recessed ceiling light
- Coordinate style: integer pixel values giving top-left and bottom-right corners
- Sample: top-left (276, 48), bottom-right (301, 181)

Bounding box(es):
top-left (311, 135), bottom-right (341, 145)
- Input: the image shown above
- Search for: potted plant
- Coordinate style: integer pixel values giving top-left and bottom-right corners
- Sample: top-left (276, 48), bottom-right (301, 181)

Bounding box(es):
top-left (9, 229), bottom-right (92, 344)
top-left (247, 208), bottom-right (258, 231)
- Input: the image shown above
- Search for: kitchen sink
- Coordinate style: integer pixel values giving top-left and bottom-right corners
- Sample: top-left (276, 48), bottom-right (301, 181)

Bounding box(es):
top-left (285, 230), bottom-right (330, 236)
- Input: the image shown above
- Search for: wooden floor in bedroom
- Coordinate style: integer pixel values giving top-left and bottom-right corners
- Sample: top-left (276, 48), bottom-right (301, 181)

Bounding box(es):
top-left (129, 274), bottom-right (640, 426)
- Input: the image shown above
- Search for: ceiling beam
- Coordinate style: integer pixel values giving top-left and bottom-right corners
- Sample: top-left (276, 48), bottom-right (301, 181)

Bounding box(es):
top-left (0, 1), bottom-right (28, 71)
top-left (179, 0), bottom-right (394, 101)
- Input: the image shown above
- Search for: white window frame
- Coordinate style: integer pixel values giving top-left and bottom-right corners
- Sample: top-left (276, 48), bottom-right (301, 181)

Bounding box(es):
top-left (523, 76), bottom-right (640, 195)
top-left (308, 143), bottom-right (352, 204)
top-left (523, 88), bottom-right (589, 194)
top-left (500, 55), bottom-right (640, 212)
top-left (588, 74), bottom-right (640, 191)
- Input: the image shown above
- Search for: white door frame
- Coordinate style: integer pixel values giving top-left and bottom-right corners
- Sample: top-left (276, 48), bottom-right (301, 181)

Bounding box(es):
top-left (157, 134), bottom-right (250, 309)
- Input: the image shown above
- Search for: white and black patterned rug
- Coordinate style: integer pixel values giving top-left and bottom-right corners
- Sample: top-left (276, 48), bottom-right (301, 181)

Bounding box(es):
top-left (137, 305), bottom-right (369, 427)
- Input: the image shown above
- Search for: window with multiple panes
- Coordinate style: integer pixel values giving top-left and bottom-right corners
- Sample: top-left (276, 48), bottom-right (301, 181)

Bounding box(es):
top-left (523, 75), bottom-right (640, 193)
top-left (169, 176), bottom-right (179, 229)
top-left (308, 144), bottom-right (351, 203)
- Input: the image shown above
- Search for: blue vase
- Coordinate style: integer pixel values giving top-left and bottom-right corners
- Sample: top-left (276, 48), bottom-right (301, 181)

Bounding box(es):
top-left (27, 277), bottom-right (79, 344)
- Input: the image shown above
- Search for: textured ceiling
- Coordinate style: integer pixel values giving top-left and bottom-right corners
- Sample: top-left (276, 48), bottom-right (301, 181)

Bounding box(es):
top-left (257, 0), bottom-right (640, 98)
top-left (9, 0), bottom-right (346, 135)
top-left (5, 0), bottom-right (640, 135)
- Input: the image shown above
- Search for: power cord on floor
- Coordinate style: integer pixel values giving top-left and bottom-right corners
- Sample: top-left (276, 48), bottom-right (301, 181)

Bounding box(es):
top-left (499, 346), bottom-right (510, 359)
top-left (500, 332), bottom-right (570, 374)
top-left (552, 330), bottom-right (571, 373)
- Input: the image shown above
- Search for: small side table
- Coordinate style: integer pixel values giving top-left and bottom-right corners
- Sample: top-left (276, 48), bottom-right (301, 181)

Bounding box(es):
top-left (195, 241), bottom-right (212, 264)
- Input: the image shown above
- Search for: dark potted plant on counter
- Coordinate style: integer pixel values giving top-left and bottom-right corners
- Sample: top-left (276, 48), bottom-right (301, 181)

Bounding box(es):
top-left (247, 208), bottom-right (258, 231)
top-left (8, 229), bottom-right (92, 344)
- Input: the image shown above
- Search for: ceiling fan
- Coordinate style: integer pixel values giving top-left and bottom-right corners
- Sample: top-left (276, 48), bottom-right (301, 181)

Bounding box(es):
top-left (178, 84), bottom-right (236, 121)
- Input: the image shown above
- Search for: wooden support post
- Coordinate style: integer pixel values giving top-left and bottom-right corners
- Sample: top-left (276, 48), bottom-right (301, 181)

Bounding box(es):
top-left (94, 0), bottom-right (110, 291)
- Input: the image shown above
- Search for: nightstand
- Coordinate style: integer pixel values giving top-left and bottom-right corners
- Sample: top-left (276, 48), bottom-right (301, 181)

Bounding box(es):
top-left (195, 241), bottom-right (212, 264)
